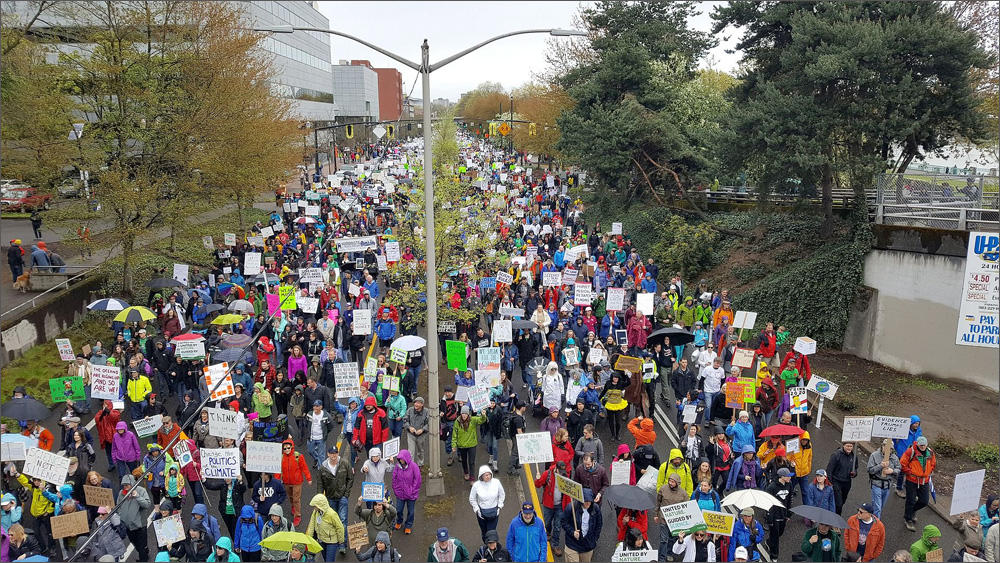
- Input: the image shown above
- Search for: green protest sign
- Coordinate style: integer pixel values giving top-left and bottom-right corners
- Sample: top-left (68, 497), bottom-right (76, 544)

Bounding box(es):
top-left (49, 377), bottom-right (86, 403)
top-left (445, 340), bottom-right (467, 371)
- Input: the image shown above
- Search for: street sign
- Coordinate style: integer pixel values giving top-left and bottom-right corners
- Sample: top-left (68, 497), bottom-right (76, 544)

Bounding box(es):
top-left (372, 125), bottom-right (387, 139)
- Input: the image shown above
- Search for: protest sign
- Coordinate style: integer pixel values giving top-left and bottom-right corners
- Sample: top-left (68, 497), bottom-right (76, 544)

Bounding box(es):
top-left (636, 293), bottom-right (654, 316)
top-left (445, 340), bottom-right (468, 371)
top-left (562, 267), bottom-right (578, 286)
top-left (353, 310), bottom-right (372, 335)
top-left (499, 306), bottom-right (524, 318)
top-left (83, 485), bottom-right (115, 507)
top-left (794, 336), bottom-right (817, 355)
top-left (90, 364), bottom-right (121, 400)
top-left (563, 347), bottom-right (580, 366)
top-left (682, 404), bottom-right (698, 424)
top-left (555, 473), bottom-right (584, 501)
top-left (950, 469), bottom-right (986, 515)
top-left (566, 244), bottom-right (589, 262)
top-left (384, 376), bottom-right (401, 392)
top-left (925, 549), bottom-right (944, 562)
top-left (615, 329), bottom-right (629, 346)
top-left (348, 522), bottom-right (369, 549)
top-left (51, 511), bottom-right (89, 539)
top-left (278, 285), bottom-right (297, 310)
top-left (806, 375), bottom-right (839, 399)
top-left (841, 416), bottom-right (874, 442)
top-left (173, 441), bottom-right (193, 467)
top-left (785, 437), bottom-right (801, 454)
top-left (789, 387), bottom-right (809, 414)
top-left (201, 448), bottom-right (240, 479)
top-left (725, 382), bottom-right (746, 409)
top-left (202, 235), bottom-right (214, 250)
top-left (172, 263), bottom-right (189, 286)
top-left (207, 407), bottom-right (244, 440)
top-left (516, 432), bottom-right (554, 464)
top-left (251, 418), bottom-right (287, 443)
top-left (204, 363), bottom-right (235, 401)
top-left (361, 481), bottom-right (385, 502)
top-left (153, 513), bottom-right (186, 546)
top-left (455, 385), bottom-right (471, 403)
top-left (732, 311), bottom-right (758, 330)
top-left (732, 348), bottom-right (756, 369)
top-left (389, 348), bottom-right (408, 364)
top-left (1, 441), bottom-right (26, 461)
top-left (574, 282), bottom-right (593, 306)
top-left (224, 232), bottom-right (236, 246)
top-left (174, 339), bottom-right (205, 359)
top-left (467, 386), bottom-right (491, 413)
top-left (244, 252), bottom-right (262, 276)
top-left (611, 460), bottom-right (632, 485)
top-left (543, 271), bottom-right (561, 286)
top-left (741, 378), bottom-right (757, 403)
top-left (606, 288), bottom-right (626, 312)
top-left (48, 376), bottom-right (86, 403)
top-left (701, 510), bottom-right (735, 536)
top-left (385, 241), bottom-right (401, 262)
top-left (23, 448), bottom-right (71, 484)
top-left (661, 500), bottom-right (707, 534)
top-left (134, 415), bottom-right (163, 438)
top-left (298, 267), bottom-right (324, 283)
top-left (298, 297), bottom-right (319, 314)
top-left (382, 437), bottom-right (400, 460)
top-left (364, 357), bottom-right (379, 381)
top-left (611, 222), bottom-right (622, 235)
top-left (586, 347), bottom-right (606, 365)
top-left (872, 416), bottom-right (911, 439)
top-left (348, 283), bottom-right (361, 297)
top-left (614, 355), bottom-right (643, 374)
top-left (611, 547), bottom-right (656, 562)
top-left (56, 338), bottom-right (75, 361)
top-left (477, 346), bottom-right (501, 375)
top-left (305, 205), bottom-right (320, 216)
top-left (492, 319), bottom-right (512, 343)
top-left (245, 441), bottom-right (283, 473)
top-left (247, 235), bottom-right (265, 247)
top-left (376, 254), bottom-right (387, 271)
top-left (438, 320), bottom-right (457, 333)
top-left (495, 271), bottom-right (514, 285)
top-left (332, 363), bottom-right (360, 398)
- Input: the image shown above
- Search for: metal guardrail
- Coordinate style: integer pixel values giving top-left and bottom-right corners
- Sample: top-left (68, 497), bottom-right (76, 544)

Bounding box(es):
top-left (0, 265), bottom-right (97, 321)
top-left (874, 204), bottom-right (1000, 231)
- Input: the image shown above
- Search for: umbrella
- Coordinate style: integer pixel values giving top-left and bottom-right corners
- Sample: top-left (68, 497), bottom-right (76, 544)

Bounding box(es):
top-left (602, 484), bottom-right (655, 511)
top-left (146, 277), bottom-right (183, 289)
top-left (228, 299), bottom-right (255, 314)
top-left (258, 531), bottom-right (322, 554)
top-left (204, 303), bottom-right (226, 314)
top-left (1, 432), bottom-right (39, 450)
top-left (720, 489), bottom-right (784, 511)
top-left (525, 356), bottom-right (548, 379)
top-left (114, 306), bottom-right (157, 323)
top-left (252, 273), bottom-right (280, 285)
top-left (212, 347), bottom-right (252, 364)
top-left (217, 282), bottom-right (246, 299)
top-left (4, 397), bottom-right (51, 421)
top-left (86, 298), bottom-right (129, 311)
top-left (512, 319), bottom-right (538, 330)
top-left (221, 333), bottom-right (253, 349)
top-left (790, 505), bottom-right (849, 529)
top-left (390, 335), bottom-right (426, 351)
top-left (170, 333), bottom-right (205, 343)
top-left (211, 314), bottom-right (244, 325)
top-left (188, 288), bottom-right (212, 303)
top-left (759, 424), bottom-right (806, 438)
top-left (294, 216), bottom-right (317, 224)
top-left (647, 326), bottom-right (695, 347)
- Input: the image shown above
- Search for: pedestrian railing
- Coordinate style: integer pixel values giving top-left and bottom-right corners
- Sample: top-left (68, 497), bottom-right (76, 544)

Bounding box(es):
top-left (874, 204), bottom-right (1000, 231)
top-left (1, 265), bottom-right (97, 321)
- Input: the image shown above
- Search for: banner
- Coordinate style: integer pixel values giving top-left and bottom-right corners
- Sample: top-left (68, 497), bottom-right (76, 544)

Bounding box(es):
top-left (201, 448), bottom-right (240, 479)
top-left (956, 232), bottom-right (999, 347)
top-left (207, 407), bottom-right (244, 440)
top-left (245, 441), bottom-right (283, 473)
top-left (516, 432), bottom-right (555, 464)
top-left (335, 236), bottom-right (379, 253)
top-left (90, 364), bottom-right (121, 400)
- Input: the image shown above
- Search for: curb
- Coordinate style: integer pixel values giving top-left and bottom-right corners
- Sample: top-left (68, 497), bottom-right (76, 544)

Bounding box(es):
top-left (820, 408), bottom-right (959, 526)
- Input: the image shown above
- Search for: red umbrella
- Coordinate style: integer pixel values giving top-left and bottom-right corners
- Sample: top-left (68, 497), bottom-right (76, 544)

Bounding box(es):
top-left (759, 424), bottom-right (805, 438)
top-left (170, 333), bottom-right (205, 343)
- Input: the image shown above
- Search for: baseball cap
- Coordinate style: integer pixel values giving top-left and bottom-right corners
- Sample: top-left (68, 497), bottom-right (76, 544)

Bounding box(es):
top-left (436, 527), bottom-right (449, 541)
top-left (859, 502), bottom-right (875, 514)
top-left (521, 501), bottom-right (534, 513)
top-left (816, 469), bottom-right (827, 476)
top-left (734, 546), bottom-right (749, 559)
top-left (740, 507), bottom-right (754, 516)
top-left (327, 445), bottom-right (338, 454)
top-left (312, 400), bottom-right (323, 406)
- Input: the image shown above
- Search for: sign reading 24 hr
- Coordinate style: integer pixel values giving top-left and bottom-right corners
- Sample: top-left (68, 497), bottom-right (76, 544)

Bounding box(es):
top-left (956, 232), bottom-right (999, 348)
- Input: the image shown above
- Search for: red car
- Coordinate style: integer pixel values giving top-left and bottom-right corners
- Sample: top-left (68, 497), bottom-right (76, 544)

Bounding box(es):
top-left (1, 187), bottom-right (52, 212)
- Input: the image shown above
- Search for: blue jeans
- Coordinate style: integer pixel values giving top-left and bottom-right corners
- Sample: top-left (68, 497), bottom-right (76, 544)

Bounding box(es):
top-left (442, 421), bottom-right (454, 455)
top-left (703, 392), bottom-right (717, 422)
top-left (308, 439), bottom-right (325, 467)
top-left (871, 484), bottom-right (891, 519)
top-left (486, 435), bottom-right (498, 460)
top-left (395, 497), bottom-right (415, 529)
top-left (115, 460), bottom-right (138, 481)
top-left (543, 504), bottom-right (563, 548)
top-left (129, 399), bottom-right (147, 421)
top-left (321, 541), bottom-right (339, 562)
top-left (796, 476), bottom-right (810, 502)
top-left (328, 496), bottom-right (349, 530)
top-left (389, 419), bottom-right (404, 438)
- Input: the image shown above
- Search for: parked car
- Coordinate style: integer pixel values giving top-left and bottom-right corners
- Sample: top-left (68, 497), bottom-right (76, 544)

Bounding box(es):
top-left (1, 187), bottom-right (53, 211)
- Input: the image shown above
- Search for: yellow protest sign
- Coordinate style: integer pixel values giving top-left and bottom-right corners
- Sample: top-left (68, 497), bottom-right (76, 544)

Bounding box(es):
top-left (278, 285), bottom-right (297, 310)
top-left (701, 510), bottom-right (735, 536)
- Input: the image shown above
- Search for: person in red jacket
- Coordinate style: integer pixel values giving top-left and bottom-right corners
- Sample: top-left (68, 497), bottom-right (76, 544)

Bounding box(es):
top-left (617, 508), bottom-right (649, 541)
top-left (353, 396), bottom-right (389, 459)
top-left (552, 429), bottom-right (575, 471)
top-left (95, 399), bottom-right (122, 471)
top-left (778, 350), bottom-right (812, 383)
top-left (534, 460), bottom-right (572, 557)
top-left (275, 437), bottom-right (312, 527)
top-left (755, 322), bottom-right (778, 365)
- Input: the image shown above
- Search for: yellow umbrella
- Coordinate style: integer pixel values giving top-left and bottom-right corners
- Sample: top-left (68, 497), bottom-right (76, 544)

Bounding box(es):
top-left (258, 530), bottom-right (322, 554)
top-left (113, 306), bottom-right (157, 323)
top-left (210, 313), bottom-right (244, 325)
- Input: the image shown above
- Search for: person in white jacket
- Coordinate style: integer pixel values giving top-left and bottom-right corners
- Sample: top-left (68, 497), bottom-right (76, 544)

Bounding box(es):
top-left (671, 529), bottom-right (717, 562)
top-left (469, 465), bottom-right (506, 544)
top-left (542, 361), bottom-right (564, 412)
top-left (530, 304), bottom-right (551, 332)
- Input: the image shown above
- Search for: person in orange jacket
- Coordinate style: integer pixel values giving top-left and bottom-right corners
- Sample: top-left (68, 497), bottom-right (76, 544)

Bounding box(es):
top-left (844, 502), bottom-right (886, 561)
top-left (899, 436), bottom-right (936, 530)
top-left (626, 416), bottom-right (656, 447)
top-left (276, 437), bottom-right (313, 527)
top-left (21, 420), bottom-right (54, 451)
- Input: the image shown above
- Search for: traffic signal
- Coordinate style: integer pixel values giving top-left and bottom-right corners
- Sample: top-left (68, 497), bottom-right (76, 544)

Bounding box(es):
top-left (345, 124), bottom-right (354, 139)
top-left (387, 124), bottom-right (394, 138)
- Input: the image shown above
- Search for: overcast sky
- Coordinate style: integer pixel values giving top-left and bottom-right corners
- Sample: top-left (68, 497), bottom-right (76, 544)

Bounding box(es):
top-left (317, 1), bottom-right (742, 102)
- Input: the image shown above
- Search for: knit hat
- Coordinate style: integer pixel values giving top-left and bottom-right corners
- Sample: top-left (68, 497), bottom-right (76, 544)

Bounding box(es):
top-left (461, 405), bottom-right (471, 415)
top-left (916, 436), bottom-right (928, 446)
top-left (777, 467), bottom-right (792, 477)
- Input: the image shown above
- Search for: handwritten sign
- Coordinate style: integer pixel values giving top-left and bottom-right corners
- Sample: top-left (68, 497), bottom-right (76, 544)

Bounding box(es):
top-left (56, 338), bottom-right (75, 361)
top-left (200, 448), bottom-right (240, 479)
top-left (499, 306), bottom-right (525, 318)
top-left (496, 271), bottom-right (514, 285)
top-left (606, 288), bottom-right (625, 312)
top-left (562, 268), bottom-right (578, 286)
top-left (682, 404), bottom-right (698, 424)
top-left (278, 285), bottom-right (297, 310)
top-left (361, 481), bottom-right (385, 502)
top-left (438, 320), bottom-right (457, 333)
top-left (661, 500), bottom-right (706, 535)
top-left (153, 513), bottom-right (186, 546)
top-left (83, 485), bottom-right (115, 507)
top-left (134, 415), bottom-right (163, 438)
top-left (924, 548), bottom-right (943, 562)
top-left (614, 355), bottom-right (643, 374)
top-left (298, 296), bottom-right (319, 314)
top-left (224, 233), bottom-right (236, 246)
top-left (207, 407), bottom-right (244, 440)
top-left (173, 441), bottom-right (193, 467)
top-left (353, 310), bottom-right (372, 335)
top-left (872, 416), bottom-right (911, 440)
top-left (175, 340), bottom-right (206, 359)
top-left (841, 416), bottom-right (874, 442)
top-left (23, 448), bottom-right (71, 484)
top-left (492, 319), bottom-right (512, 343)
top-left (611, 460), bottom-right (632, 485)
top-left (1, 441), bottom-right (26, 461)
top-left (467, 386), bottom-right (491, 413)
top-left (555, 473), bottom-right (584, 501)
top-left (789, 387), bottom-right (808, 414)
top-left (543, 271), bottom-right (561, 286)
top-left (384, 376), bottom-right (400, 393)
top-left (516, 432), bottom-right (554, 465)
top-left (245, 441), bottom-right (283, 473)
top-left (204, 363), bottom-right (235, 401)
top-left (732, 348), bottom-right (756, 369)
top-left (381, 437), bottom-right (400, 460)
top-left (785, 437), bottom-right (801, 454)
top-left (611, 222), bottom-right (622, 235)
top-left (90, 364), bottom-right (121, 400)
top-left (347, 522), bottom-right (369, 549)
top-left (334, 362), bottom-right (361, 398)
top-left (172, 263), bottom-right (189, 286)
top-left (950, 469), bottom-right (986, 516)
top-left (51, 511), bottom-right (89, 539)
top-left (389, 348), bottom-right (408, 364)
top-left (574, 283), bottom-right (593, 306)
top-left (725, 382), bottom-right (746, 409)
top-left (701, 509), bottom-right (735, 536)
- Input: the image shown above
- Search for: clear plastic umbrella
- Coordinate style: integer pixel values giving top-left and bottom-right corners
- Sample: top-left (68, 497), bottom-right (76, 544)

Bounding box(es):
top-left (720, 489), bottom-right (784, 511)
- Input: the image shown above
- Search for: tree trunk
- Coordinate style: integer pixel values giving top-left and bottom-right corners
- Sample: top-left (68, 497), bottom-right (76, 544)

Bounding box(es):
top-left (820, 162), bottom-right (834, 238)
top-left (169, 222), bottom-right (176, 252)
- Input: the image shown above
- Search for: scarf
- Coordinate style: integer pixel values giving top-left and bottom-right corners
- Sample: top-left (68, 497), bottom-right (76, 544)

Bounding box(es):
top-left (739, 459), bottom-right (757, 489)
top-left (435, 540), bottom-right (455, 563)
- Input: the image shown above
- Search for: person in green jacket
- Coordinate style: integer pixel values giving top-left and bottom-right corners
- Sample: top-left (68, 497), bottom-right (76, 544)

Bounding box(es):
top-left (306, 494), bottom-right (345, 562)
top-left (451, 405), bottom-right (487, 481)
top-left (385, 388), bottom-right (408, 438)
top-left (694, 299), bottom-right (713, 327)
top-left (676, 296), bottom-right (696, 329)
top-left (910, 524), bottom-right (942, 562)
top-left (801, 523), bottom-right (843, 562)
top-left (428, 527), bottom-right (471, 562)
top-left (252, 382), bottom-right (273, 420)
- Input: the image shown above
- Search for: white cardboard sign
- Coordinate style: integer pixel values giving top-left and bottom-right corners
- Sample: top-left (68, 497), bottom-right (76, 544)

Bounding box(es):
top-left (841, 416), bottom-right (874, 442)
top-left (90, 364), bottom-right (121, 400)
top-left (245, 441), bottom-right (283, 473)
top-left (872, 416), bottom-right (911, 439)
top-left (56, 338), bottom-right (75, 361)
top-left (516, 432), bottom-right (554, 465)
top-left (200, 448), bottom-right (240, 479)
top-left (950, 469), bottom-right (987, 516)
top-left (207, 407), bottom-right (244, 440)
top-left (23, 448), bottom-right (71, 484)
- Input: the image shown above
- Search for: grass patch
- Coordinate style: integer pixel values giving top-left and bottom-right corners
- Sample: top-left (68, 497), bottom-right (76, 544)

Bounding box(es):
top-left (909, 378), bottom-right (950, 391)
top-left (1, 212), bottom-right (30, 219)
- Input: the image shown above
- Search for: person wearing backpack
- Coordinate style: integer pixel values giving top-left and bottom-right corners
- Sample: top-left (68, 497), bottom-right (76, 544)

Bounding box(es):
top-left (261, 505), bottom-right (292, 561)
top-left (233, 504), bottom-right (264, 561)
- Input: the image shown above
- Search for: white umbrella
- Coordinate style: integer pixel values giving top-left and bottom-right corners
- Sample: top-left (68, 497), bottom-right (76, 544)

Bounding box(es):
top-left (228, 299), bottom-right (255, 314)
top-left (720, 489), bottom-right (783, 511)
top-left (390, 335), bottom-right (427, 351)
top-left (86, 297), bottom-right (130, 311)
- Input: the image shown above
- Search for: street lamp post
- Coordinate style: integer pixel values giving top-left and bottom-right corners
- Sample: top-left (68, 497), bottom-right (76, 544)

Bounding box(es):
top-left (255, 24), bottom-right (586, 496)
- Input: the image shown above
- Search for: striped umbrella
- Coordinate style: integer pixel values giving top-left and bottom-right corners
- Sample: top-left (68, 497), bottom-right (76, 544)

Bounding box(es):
top-left (170, 333), bottom-right (205, 343)
top-left (221, 333), bottom-right (253, 349)
top-left (87, 298), bottom-right (130, 311)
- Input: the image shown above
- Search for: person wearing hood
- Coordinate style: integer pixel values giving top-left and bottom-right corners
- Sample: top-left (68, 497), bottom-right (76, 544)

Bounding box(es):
top-left (232, 504), bottom-right (264, 561)
top-left (788, 429), bottom-right (814, 500)
top-left (980, 495), bottom-right (1000, 544)
top-left (470, 464), bottom-right (506, 543)
top-left (627, 415), bottom-right (656, 447)
top-left (613, 444), bottom-right (638, 485)
top-left (80, 506), bottom-right (127, 561)
top-left (391, 449), bottom-right (421, 535)
top-left (726, 445), bottom-right (764, 491)
top-left (507, 501), bottom-right (548, 563)
top-left (260, 504), bottom-right (291, 561)
top-left (170, 520), bottom-right (214, 562)
top-left (306, 493), bottom-right (346, 562)
top-left (355, 494), bottom-right (397, 544)
top-left (111, 420), bottom-right (142, 479)
top-left (207, 536), bottom-right (241, 562)
top-left (802, 522), bottom-right (844, 562)
top-left (894, 415), bottom-right (923, 496)
top-left (142, 443), bottom-right (168, 503)
top-left (357, 530), bottom-right (401, 562)
top-left (657, 448), bottom-right (695, 497)
top-left (276, 437), bottom-right (312, 527)
top-left (353, 395), bottom-right (390, 457)
top-left (1, 493), bottom-right (21, 531)
top-left (95, 399), bottom-right (122, 471)
top-left (474, 529), bottom-right (512, 562)
top-left (252, 382), bottom-right (274, 421)
top-left (562, 488), bottom-right (602, 562)
top-left (452, 404), bottom-right (487, 481)
top-left (188, 502), bottom-right (222, 546)
top-left (163, 460), bottom-right (186, 507)
top-left (117, 473), bottom-right (151, 560)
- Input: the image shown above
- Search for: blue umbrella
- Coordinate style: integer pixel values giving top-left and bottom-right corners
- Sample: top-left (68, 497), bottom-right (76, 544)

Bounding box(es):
top-left (1, 433), bottom-right (39, 449)
top-left (86, 298), bottom-right (129, 311)
top-left (188, 288), bottom-right (212, 303)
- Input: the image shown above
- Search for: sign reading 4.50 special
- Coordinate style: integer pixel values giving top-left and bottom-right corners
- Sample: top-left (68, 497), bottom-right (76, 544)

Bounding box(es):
top-left (957, 232), bottom-right (999, 348)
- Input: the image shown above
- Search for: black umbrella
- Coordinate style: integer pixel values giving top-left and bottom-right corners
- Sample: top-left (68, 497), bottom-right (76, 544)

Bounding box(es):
top-left (647, 326), bottom-right (695, 347)
top-left (602, 484), bottom-right (655, 511)
top-left (512, 320), bottom-right (538, 330)
top-left (146, 277), bottom-right (184, 289)
top-left (212, 347), bottom-right (253, 365)
top-left (790, 505), bottom-right (849, 529)
top-left (5, 396), bottom-right (52, 421)
top-left (204, 304), bottom-right (226, 314)
top-left (525, 356), bottom-right (548, 379)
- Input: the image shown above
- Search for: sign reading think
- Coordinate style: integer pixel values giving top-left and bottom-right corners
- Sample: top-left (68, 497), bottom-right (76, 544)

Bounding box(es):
top-left (245, 441), bottom-right (283, 473)
top-left (361, 481), bottom-right (385, 502)
top-left (56, 338), bottom-right (75, 361)
top-left (841, 416), bottom-right (875, 442)
top-left (207, 407), bottom-right (244, 440)
top-left (516, 432), bottom-right (555, 465)
top-left (660, 500), bottom-right (707, 535)
top-left (153, 513), bottom-right (186, 546)
top-left (200, 448), bottom-right (240, 480)
top-left (872, 415), bottom-right (911, 439)
top-left (23, 448), bottom-right (71, 485)
top-left (90, 364), bottom-right (121, 400)
top-left (334, 363), bottom-right (361, 398)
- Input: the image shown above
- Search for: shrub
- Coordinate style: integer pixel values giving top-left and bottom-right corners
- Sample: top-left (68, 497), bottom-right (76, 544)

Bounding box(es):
top-left (967, 443), bottom-right (1000, 466)
top-left (931, 435), bottom-right (964, 458)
